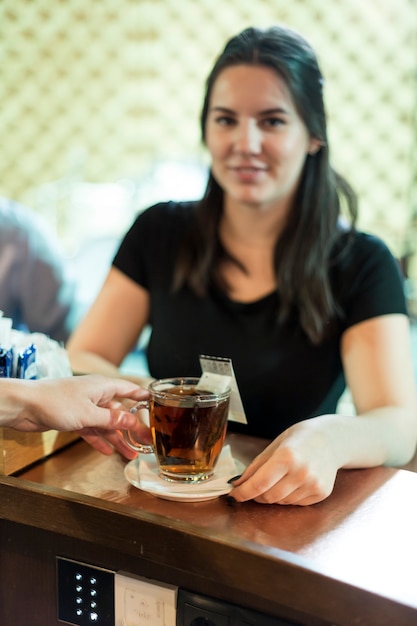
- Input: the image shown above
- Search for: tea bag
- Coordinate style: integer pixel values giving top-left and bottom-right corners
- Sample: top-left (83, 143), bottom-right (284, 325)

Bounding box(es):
top-left (196, 371), bottom-right (231, 394)
top-left (199, 355), bottom-right (247, 424)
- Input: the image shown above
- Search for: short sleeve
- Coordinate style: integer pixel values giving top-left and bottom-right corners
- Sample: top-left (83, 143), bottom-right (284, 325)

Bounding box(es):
top-left (112, 207), bottom-right (155, 289)
top-left (112, 201), bottom-right (195, 291)
top-left (333, 233), bottom-right (407, 330)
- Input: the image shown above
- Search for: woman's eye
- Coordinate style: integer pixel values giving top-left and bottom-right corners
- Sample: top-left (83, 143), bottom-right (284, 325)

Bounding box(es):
top-left (262, 117), bottom-right (284, 128)
top-left (215, 115), bottom-right (236, 126)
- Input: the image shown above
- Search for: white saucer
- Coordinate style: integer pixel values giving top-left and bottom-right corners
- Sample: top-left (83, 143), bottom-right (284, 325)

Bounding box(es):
top-left (124, 445), bottom-right (245, 502)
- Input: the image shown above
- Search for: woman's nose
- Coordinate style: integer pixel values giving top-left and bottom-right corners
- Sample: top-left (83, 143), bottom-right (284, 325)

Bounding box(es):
top-left (234, 120), bottom-right (262, 154)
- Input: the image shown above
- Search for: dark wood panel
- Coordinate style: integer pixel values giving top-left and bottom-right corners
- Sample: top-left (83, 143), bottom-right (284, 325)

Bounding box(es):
top-left (1, 435), bottom-right (417, 625)
top-left (0, 520), bottom-right (321, 626)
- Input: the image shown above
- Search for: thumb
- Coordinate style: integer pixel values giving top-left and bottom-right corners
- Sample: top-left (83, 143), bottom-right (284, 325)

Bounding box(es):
top-left (78, 406), bottom-right (138, 431)
top-left (97, 408), bottom-right (141, 430)
top-left (106, 408), bottom-right (153, 443)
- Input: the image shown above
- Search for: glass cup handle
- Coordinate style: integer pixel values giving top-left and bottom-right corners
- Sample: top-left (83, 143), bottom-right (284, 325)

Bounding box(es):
top-left (123, 400), bottom-right (154, 454)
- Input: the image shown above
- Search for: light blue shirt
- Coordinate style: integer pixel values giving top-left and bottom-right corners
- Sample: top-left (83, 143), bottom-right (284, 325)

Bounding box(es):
top-left (0, 198), bottom-right (76, 343)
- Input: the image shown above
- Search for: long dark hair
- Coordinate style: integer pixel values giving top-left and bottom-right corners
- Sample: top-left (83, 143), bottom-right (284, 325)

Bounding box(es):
top-left (173, 25), bottom-right (358, 344)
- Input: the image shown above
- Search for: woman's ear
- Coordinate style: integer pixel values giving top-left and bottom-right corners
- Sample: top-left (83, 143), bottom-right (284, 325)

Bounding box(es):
top-left (308, 138), bottom-right (323, 155)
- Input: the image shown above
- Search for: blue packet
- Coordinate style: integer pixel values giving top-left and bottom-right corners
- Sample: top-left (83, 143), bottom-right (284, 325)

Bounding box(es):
top-left (16, 343), bottom-right (37, 379)
top-left (0, 346), bottom-right (13, 377)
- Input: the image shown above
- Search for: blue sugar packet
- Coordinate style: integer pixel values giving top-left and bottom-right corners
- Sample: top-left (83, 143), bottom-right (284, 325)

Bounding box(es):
top-left (0, 346), bottom-right (13, 378)
top-left (16, 343), bottom-right (37, 379)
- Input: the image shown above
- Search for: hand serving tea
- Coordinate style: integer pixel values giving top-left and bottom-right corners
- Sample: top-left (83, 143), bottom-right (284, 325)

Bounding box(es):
top-left (124, 376), bottom-right (231, 483)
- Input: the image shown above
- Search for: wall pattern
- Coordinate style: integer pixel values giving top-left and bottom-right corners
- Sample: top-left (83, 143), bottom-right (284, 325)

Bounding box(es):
top-left (1, 0), bottom-right (416, 282)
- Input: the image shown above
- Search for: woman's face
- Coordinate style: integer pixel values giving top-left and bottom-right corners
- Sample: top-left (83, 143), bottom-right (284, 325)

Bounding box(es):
top-left (205, 64), bottom-right (320, 212)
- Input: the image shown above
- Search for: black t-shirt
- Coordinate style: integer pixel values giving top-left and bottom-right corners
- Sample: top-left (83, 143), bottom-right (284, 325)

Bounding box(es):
top-left (113, 201), bottom-right (407, 439)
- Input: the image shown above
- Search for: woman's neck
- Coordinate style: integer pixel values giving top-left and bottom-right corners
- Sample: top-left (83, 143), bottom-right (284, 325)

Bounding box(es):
top-left (221, 196), bottom-right (289, 247)
top-left (218, 199), bottom-right (286, 302)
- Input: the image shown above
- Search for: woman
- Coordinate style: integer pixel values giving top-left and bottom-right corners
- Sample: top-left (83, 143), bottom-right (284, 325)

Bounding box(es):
top-left (67, 26), bottom-right (417, 505)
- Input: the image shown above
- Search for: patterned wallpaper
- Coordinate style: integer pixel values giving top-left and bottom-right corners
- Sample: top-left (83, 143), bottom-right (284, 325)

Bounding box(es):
top-left (1, 0), bottom-right (416, 278)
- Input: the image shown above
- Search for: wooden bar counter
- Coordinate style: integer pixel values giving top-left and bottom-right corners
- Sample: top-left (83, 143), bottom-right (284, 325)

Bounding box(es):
top-left (1, 432), bottom-right (417, 625)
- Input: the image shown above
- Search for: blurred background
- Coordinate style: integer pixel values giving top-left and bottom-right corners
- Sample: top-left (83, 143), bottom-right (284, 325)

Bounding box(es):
top-left (1, 0), bottom-right (417, 320)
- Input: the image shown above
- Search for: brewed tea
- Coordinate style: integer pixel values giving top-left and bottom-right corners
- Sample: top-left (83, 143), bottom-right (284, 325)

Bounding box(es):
top-left (150, 385), bottom-right (229, 481)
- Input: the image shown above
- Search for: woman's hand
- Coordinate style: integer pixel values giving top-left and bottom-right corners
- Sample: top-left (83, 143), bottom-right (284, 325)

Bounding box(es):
top-left (229, 419), bottom-right (340, 505)
top-left (230, 315), bottom-right (417, 506)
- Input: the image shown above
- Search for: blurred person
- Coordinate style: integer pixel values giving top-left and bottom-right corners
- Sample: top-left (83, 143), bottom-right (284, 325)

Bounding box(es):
top-left (67, 26), bottom-right (417, 505)
top-left (0, 197), bottom-right (76, 342)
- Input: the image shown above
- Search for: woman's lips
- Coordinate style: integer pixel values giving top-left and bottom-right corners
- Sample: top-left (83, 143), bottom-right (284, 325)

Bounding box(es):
top-left (229, 165), bottom-right (267, 181)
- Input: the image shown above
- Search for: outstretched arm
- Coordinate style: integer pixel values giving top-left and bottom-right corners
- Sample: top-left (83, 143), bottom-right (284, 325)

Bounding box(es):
top-left (1, 374), bottom-right (152, 458)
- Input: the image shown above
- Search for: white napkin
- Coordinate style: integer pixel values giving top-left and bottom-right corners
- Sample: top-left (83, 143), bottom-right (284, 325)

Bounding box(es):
top-left (138, 445), bottom-right (238, 495)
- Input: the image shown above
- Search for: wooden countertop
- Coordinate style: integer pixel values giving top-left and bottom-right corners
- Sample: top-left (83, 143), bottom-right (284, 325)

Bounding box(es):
top-left (1, 433), bottom-right (417, 625)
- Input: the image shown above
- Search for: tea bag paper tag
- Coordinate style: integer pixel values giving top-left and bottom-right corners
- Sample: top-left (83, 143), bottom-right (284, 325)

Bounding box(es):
top-left (196, 371), bottom-right (231, 394)
top-left (199, 355), bottom-right (247, 424)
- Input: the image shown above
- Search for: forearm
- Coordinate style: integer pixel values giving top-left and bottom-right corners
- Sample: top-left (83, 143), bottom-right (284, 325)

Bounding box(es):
top-left (68, 350), bottom-right (153, 388)
top-left (338, 316), bottom-right (417, 468)
top-left (0, 379), bottom-right (36, 429)
top-left (315, 406), bottom-right (417, 469)
top-left (68, 350), bottom-right (124, 377)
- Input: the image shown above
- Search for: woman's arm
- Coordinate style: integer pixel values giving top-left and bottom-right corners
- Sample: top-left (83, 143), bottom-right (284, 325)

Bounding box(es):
top-left (66, 266), bottom-right (150, 382)
top-left (228, 314), bottom-right (417, 505)
top-left (336, 314), bottom-right (417, 466)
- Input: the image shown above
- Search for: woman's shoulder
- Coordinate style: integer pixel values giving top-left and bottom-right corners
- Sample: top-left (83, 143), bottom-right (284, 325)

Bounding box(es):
top-left (331, 228), bottom-right (405, 317)
top-left (134, 200), bottom-right (198, 229)
top-left (118, 200), bottom-right (198, 255)
top-left (333, 229), bottom-right (397, 269)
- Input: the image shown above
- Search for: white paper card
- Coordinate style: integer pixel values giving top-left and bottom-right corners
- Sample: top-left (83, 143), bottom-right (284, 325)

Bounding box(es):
top-left (196, 371), bottom-right (231, 394)
top-left (199, 355), bottom-right (247, 424)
